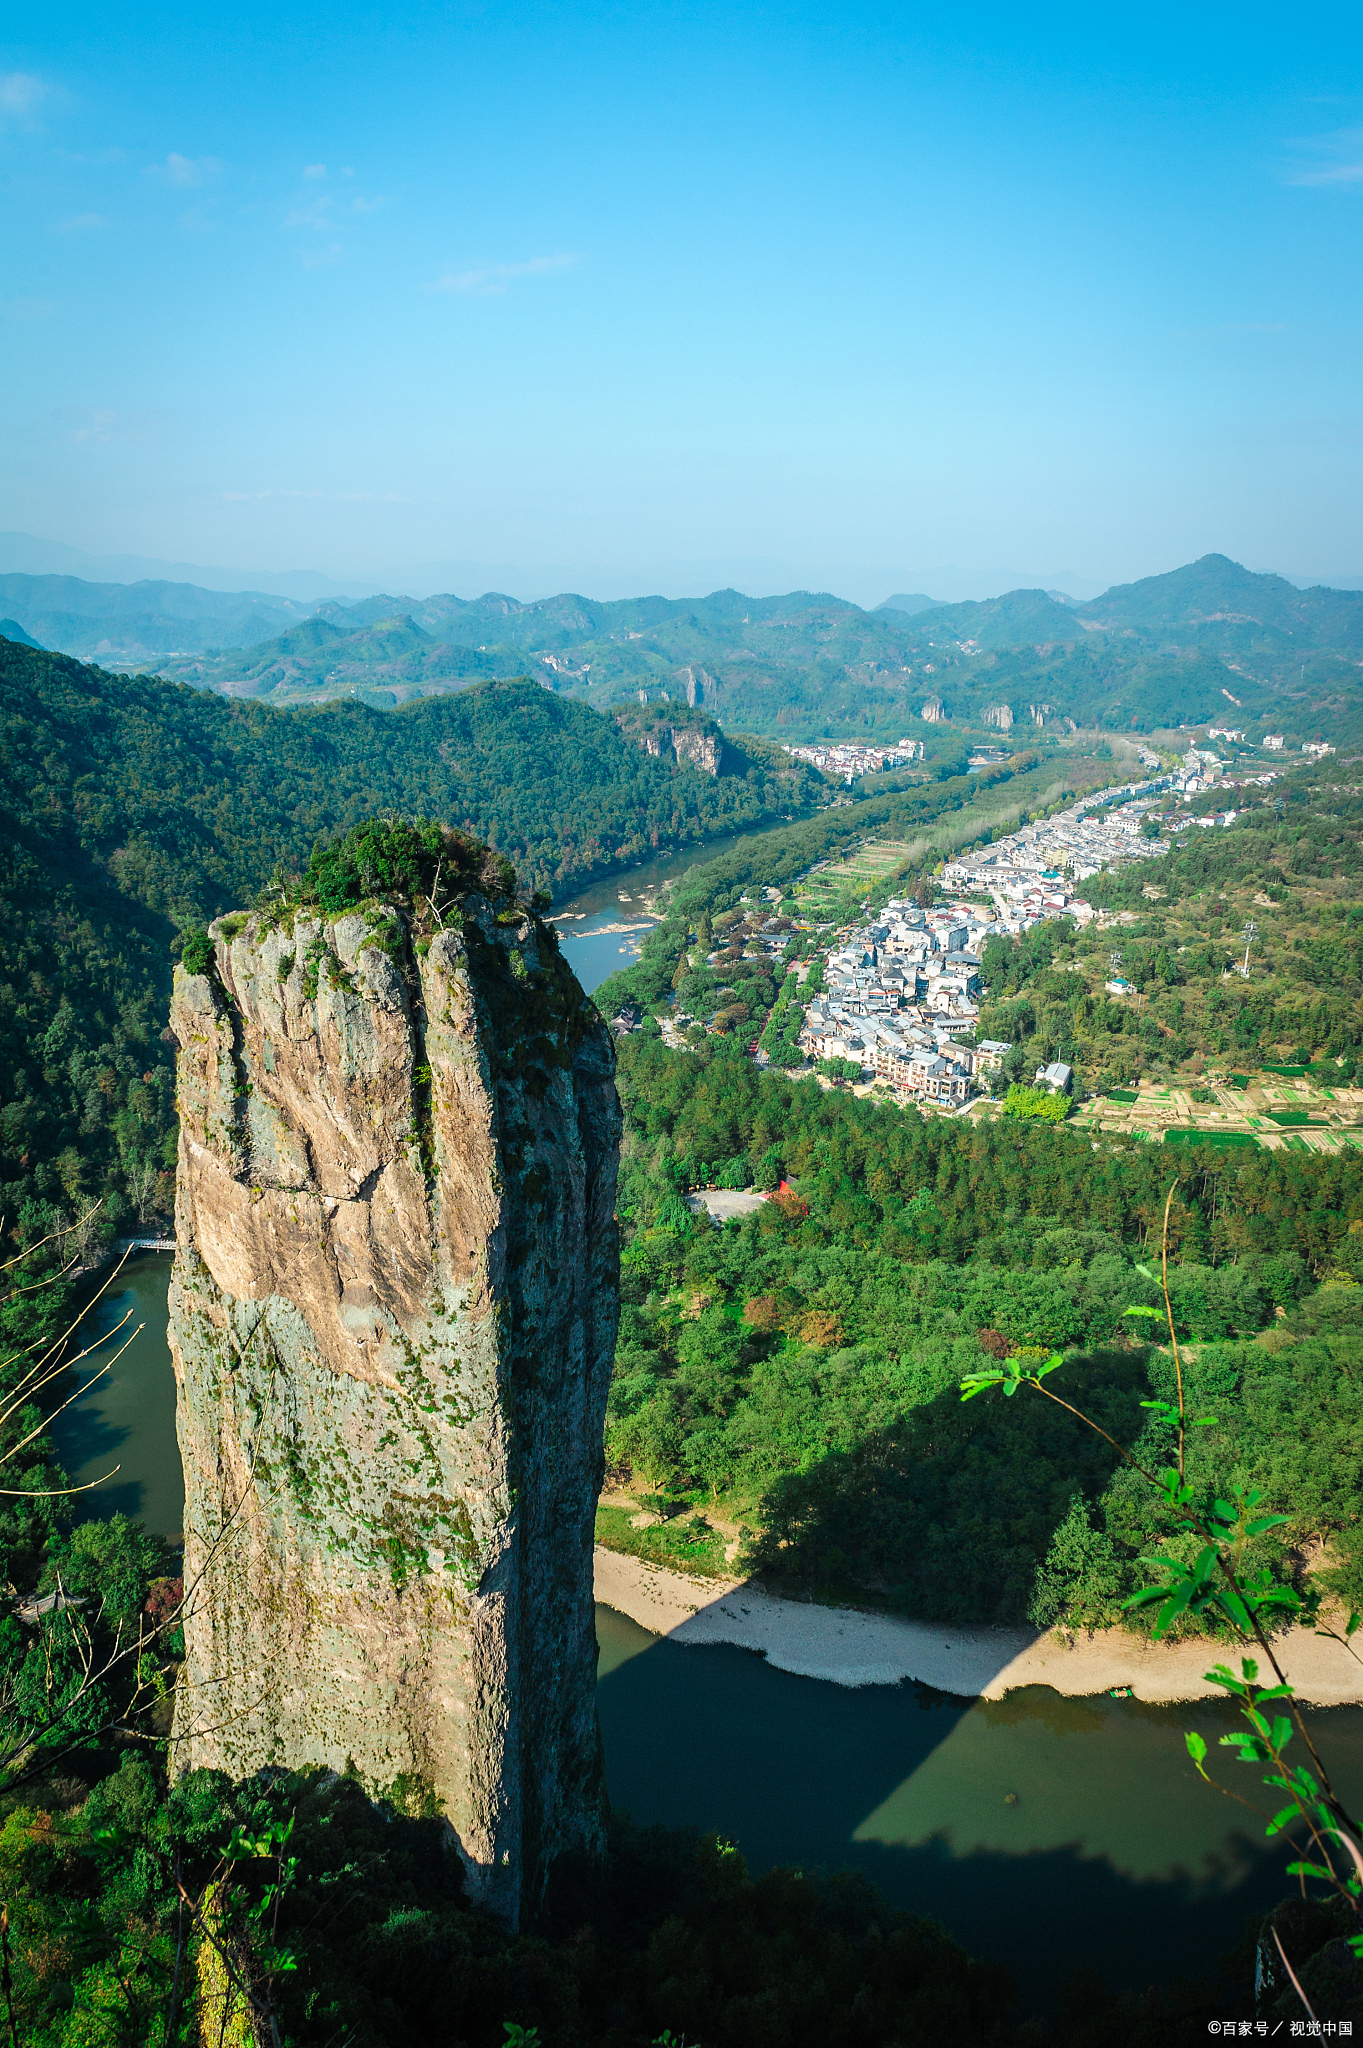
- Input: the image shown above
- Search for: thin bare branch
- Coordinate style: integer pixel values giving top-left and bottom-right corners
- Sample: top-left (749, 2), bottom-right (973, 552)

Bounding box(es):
top-left (1271, 1924), bottom-right (1319, 2024)
top-left (164, 1692), bottom-right (270, 1746)
top-left (0, 1303), bottom-right (136, 1426)
top-left (0, 1467), bottom-right (121, 1500)
top-left (1159, 1181), bottom-right (1187, 1483)
top-left (0, 1244), bottom-right (134, 1397)
top-left (0, 1200), bottom-right (103, 1274)
top-left (0, 1320), bottom-right (143, 1480)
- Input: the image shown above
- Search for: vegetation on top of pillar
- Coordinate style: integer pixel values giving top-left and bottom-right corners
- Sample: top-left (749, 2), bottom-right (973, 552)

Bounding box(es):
top-left (258, 817), bottom-right (529, 929)
top-left (178, 818), bottom-right (541, 973)
top-left (286, 818), bottom-right (526, 922)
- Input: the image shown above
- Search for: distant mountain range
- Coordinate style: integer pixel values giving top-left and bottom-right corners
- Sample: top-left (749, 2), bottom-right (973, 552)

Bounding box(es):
top-left (2, 552), bottom-right (1360, 747)
top-left (0, 572), bottom-right (320, 657)
top-left (875, 593), bottom-right (943, 616)
top-left (0, 530), bottom-right (370, 602)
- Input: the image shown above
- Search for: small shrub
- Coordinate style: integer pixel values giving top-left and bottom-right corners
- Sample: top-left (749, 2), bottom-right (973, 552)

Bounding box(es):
top-left (179, 929), bottom-right (214, 977)
top-left (1001, 1083), bottom-right (1069, 1121)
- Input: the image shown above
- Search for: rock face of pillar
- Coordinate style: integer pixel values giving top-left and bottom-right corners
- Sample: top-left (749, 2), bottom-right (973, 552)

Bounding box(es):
top-left (168, 871), bottom-right (620, 1924)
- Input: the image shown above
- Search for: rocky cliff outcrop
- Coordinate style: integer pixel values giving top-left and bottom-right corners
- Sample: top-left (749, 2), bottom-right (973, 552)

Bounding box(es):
top-left (670, 725), bottom-right (721, 774)
top-left (615, 704), bottom-right (726, 777)
top-left (168, 832), bottom-right (620, 1925)
top-left (677, 664), bottom-right (716, 707)
top-left (634, 722), bottom-right (722, 775)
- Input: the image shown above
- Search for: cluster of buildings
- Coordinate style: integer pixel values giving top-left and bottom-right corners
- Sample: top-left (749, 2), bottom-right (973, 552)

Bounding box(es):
top-left (1171, 746), bottom-right (1284, 794)
top-left (937, 770), bottom-right (1261, 913)
top-left (1262, 735), bottom-right (1334, 757)
top-left (939, 784), bottom-right (1172, 914)
top-left (781, 738), bottom-right (924, 778)
top-left (750, 783), bottom-right (1193, 1104)
top-left (779, 756), bottom-right (1285, 1101)
top-left (652, 749), bottom-right (1304, 1107)
top-left (796, 897), bottom-right (1013, 1106)
top-left (1176, 748), bottom-right (1232, 792)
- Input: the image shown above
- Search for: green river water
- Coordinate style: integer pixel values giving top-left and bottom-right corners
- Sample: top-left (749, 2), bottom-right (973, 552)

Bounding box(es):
top-left (547, 817), bottom-right (796, 997)
top-left (52, 1253), bottom-right (1363, 2006)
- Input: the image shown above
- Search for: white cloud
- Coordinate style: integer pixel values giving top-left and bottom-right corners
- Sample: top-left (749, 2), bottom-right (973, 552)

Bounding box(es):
top-left (57, 212), bottom-right (108, 233)
top-left (303, 162), bottom-right (327, 179)
top-left (287, 190), bottom-right (383, 230)
top-left (285, 195), bottom-right (334, 229)
top-left (1295, 161), bottom-right (1363, 186)
top-left (60, 406), bottom-right (152, 446)
top-left (1285, 127), bottom-right (1363, 186)
top-left (0, 72), bottom-right (46, 118)
top-left (147, 152), bottom-right (223, 188)
top-left (301, 243), bottom-right (344, 268)
top-left (426, 252), bottom-right (581, 296)
top-left (1, 295), bottom-right (58, 320)
top-left (71, 409), bottom-right (118, 444)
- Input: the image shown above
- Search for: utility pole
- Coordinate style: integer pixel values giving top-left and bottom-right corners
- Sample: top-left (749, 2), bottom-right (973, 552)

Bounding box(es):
top-left (1239, 920), bottom-right (1257, 979)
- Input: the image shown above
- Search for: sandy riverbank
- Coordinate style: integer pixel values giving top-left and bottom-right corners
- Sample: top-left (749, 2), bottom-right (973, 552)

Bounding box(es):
top-left (593, 1546), bottom-right (1363, 1705)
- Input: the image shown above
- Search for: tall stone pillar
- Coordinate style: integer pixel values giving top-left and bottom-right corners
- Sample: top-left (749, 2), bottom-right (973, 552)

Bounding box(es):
top-left (168, 874), bottom-right (619, 1924)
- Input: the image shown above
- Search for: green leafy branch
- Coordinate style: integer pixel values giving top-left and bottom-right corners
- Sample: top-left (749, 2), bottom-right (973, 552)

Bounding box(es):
top-left (169, 1813), bottom-right (299, 2045)
top-left (1185, 1660), bottom-right (1363, 1969)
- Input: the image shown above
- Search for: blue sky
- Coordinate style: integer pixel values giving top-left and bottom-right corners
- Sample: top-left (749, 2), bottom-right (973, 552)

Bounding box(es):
top-left (2, 0), bottom-right (1361, 603)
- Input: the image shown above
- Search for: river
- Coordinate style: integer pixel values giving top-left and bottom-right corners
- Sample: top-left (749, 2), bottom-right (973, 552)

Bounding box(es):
top-left (549, 821), bottom-right (781, 996)
top-left (52, 1250), bottom-right (1363, 2008)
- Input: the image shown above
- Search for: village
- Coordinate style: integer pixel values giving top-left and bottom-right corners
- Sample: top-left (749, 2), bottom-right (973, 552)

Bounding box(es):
top-left (766, 773), bottom-right (1234, 1110)
top-left (779, 738), bottom-right (924, 777)
top-left (624, 742), bottom-right (1311, 1122)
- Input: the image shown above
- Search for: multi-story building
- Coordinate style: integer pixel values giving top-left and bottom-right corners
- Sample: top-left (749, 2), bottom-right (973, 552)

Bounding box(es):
top-left (904, 1052), bottom-right (969, 1103)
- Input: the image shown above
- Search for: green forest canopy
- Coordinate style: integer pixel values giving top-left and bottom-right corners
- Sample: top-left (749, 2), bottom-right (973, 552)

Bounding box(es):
top-left (604, 1030), bottom-right (1363, 1627)
top-left (0, 640), bottom-right (819, 1233)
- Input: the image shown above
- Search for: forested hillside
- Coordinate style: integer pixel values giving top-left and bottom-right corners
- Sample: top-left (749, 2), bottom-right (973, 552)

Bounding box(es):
top-left (0, 642), bottom-right (818, 1234)
top-left (7, 554), bottom-right (1363, 747)
top-left (602, 1030), bottom-right (1363, 1626)
top-left (143, 555), bottom-right (1363, 747)
top-left (160, 611), bottom-right (533, 703)
top-left (575, 750), bottom-right (1363, 1645)
top-left (1079, 554), bottom-right (1363, 646)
